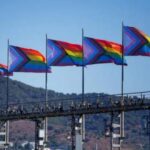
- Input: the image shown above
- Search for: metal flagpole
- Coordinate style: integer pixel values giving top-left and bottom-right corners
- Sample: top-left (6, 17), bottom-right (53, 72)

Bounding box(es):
top-left (44, 34), bottom-right (48, 147)
top-left (5, 39), bottom-right (10, 149)
top-left (6, 39), bottom-right (9, 115)
top-left (120, 22), bottom-right (125, 148)
top-left (82, 28), bottom-right (85, 142)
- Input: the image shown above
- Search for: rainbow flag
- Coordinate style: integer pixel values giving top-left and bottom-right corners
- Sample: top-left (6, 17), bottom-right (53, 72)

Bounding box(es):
top-left (123, 26), bottom-right (150, 56)
top-left (0, 64), bottom-right (12, 76)
top-left (47, 39), bottom-right (83, 66)
top-left (83, 37), bottom-right (126, 65)
top-left (9, 46), bottom-right (51, 73)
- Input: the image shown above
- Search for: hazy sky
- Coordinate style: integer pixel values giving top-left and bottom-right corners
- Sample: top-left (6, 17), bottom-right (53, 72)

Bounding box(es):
top-left (0, 0), bottom-right (150, 94)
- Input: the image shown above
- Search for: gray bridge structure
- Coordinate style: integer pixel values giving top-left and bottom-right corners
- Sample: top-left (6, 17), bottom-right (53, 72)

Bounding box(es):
top-left (0, 91), bottom-right (150, 150)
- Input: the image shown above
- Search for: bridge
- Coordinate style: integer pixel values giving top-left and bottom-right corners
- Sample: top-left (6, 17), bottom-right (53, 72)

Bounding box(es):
top-left (0, 95), bottom-right (149, 121)
top-left (0, 91), bottom-right (150, 150)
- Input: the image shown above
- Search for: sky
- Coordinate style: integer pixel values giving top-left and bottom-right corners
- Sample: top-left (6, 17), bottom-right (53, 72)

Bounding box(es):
top-left (0, 0), bottom-right (150, 94)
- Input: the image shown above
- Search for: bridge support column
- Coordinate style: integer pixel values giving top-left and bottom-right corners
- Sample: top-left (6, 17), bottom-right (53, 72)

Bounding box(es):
top-left (35, 119), bottom-right (46, 150)
top-left (0, 121), bottom-right (9, 150)
top-left (75, 115), bottom-right (85, 150)
top-left (71, 115), bottom-right (76, 150)
top-left (71, 114), bottom-right (86, 150)
top-left (142, 110), bottom-right (150, 150)
top-left (110, 112), bottom-right (123, 150)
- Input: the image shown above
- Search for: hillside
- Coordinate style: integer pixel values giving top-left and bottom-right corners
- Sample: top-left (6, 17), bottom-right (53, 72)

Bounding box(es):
top-left (0, 77), bottom-right (149, 150)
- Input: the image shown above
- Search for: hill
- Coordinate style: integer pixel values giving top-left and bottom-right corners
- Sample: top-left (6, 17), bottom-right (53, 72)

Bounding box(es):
top-left (0, 77), bottom-right (149, 150)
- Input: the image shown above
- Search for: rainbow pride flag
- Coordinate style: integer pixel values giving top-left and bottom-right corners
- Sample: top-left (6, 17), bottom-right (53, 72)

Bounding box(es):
top-left (83, 37), bottom-right (126, 65)
top-left (9, 46), bottom-right (51, 73)
top-left (0, 64), bottom-right (12, 76)
top-left (47, 39), bottom-right (83, 66)
top-left (123, 26), bottom-right (150, 56)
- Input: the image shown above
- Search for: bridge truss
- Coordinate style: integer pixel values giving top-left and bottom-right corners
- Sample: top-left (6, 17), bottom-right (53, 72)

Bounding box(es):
top-left (0, 91), bottom-right (150, 150)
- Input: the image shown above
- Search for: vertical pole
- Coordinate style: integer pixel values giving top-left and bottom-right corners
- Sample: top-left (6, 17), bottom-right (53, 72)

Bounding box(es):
top-left (82, 28), bottom-right (85, 103)
top-left (35, 120), bottom-right (39, 150)
top-left (120, 22), bottom-right (125, 149)
top-left (82, 28), bottom-right (85, 142)
top-left (110, 112), bottom-right (113, 150)
top-left (95, 142), bottom-right (98, 150)
top-left (5, 39), bottom-right (10, 149)
top-left (6, 39), bottom-right (9, 112)
top-left (44, 34), bottom-right (48, 146)
top-left (71, 115), bottom-right (75, 150)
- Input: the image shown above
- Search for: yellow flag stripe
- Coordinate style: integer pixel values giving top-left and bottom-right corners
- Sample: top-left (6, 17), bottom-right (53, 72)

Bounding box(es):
top-left (65, 49), bottom-right (83, 58)
top-left (28, 54), bottom-right (45, 62)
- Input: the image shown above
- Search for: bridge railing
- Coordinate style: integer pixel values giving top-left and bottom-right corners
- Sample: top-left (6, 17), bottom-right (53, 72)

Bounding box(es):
top-left (0, 91), bottom-right (149, 117)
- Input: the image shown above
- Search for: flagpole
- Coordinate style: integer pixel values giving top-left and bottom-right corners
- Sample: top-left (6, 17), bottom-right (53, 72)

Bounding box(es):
top-left (82, 28), bottom-right (85, 142)
top-left (5, 39), bottom-right (10, 149)
top-left (121, 22), bottom-right (125, 141)
top-left (44, 34), bottom-right (48, 147)
top-left (6, 39), bottom-right (9, 114)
